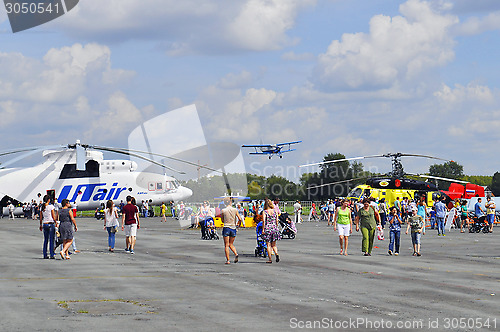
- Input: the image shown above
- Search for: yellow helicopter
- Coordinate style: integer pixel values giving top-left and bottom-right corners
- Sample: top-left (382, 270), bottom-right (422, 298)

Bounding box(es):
top-left (301, 153), bottom-right (465, 207)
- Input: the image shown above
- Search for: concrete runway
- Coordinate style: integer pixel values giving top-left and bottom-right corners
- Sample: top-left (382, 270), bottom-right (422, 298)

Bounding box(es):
top-left (0, 217), bottom-right (499, 331)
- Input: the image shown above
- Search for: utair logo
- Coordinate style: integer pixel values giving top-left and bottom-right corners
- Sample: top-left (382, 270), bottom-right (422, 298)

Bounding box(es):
top-left (58, 183), bottom-right (128, 203)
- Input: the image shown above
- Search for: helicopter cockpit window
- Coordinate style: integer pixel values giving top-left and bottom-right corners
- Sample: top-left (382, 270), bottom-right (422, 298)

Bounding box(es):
top-left (59, 160), bottom-right (100, 179)
top-left (348, 187), bottom-right (363, 198)
top-left (166, 181), bottom-right (179, 190)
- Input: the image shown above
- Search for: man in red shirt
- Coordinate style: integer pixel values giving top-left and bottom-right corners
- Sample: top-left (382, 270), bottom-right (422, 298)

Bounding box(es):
top-left (121, 196), bottom-right (140, 254)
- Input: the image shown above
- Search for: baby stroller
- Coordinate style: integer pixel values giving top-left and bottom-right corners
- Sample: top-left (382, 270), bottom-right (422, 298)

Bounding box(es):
top-left (201, 217), bottom-right (219, 240)
top-left (469, 215), bottom-right (489, 233)
top-left (279, 212), bottom-right (297, 239)
top-left (254, 221), bottom-right (267, 257)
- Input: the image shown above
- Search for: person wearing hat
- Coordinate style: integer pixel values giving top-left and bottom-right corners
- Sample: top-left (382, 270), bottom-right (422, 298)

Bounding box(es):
top-left (406, 207), bottom-right (425, 256)
top-left (485, 197), bottom-right (496, 233)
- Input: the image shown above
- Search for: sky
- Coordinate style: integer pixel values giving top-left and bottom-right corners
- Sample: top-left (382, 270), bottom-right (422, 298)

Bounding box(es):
top-left (1, 0), bottom-right (500, 182)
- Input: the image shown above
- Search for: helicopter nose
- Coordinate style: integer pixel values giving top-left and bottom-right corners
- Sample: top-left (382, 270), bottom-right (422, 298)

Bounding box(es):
top-left (181, 186), bottom-right (193, 199)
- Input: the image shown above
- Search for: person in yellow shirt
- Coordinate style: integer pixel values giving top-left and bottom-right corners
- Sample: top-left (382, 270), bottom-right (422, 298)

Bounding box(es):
top-left (485, 197), bottom-right (496, 233)
top-left (161, 202), bottom-right (167, 222)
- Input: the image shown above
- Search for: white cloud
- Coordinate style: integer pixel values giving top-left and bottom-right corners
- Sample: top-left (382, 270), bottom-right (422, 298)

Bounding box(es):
top-left (434, 83), bottom-right (494, 106)
top-left (281, 51), bottom-right (315, 61)
top-left (455, 11), bottom-right (500, 36)
top-left (0, 43), bottom-right (143, 147)
top-left (84, 91), bottom-right (145, 141)
top-left (200, 86), bottom-right (277, 141)
top-left (227, 0), bottom-right (315, 51)
top-left (218, 71), bottom-right (253, 89)
top-left (312, 0), bottom-right (458, 91)
top-left (53, 0), bottom-right (315, 54)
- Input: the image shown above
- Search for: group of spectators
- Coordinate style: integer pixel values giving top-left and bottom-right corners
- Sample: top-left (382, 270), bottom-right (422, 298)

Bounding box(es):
top-left (3, 200), bottom-right (44, 220)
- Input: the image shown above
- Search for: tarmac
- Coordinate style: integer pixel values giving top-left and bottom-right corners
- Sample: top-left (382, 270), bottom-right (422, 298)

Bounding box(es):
top-left (0, 217), bottom-right (499, 332)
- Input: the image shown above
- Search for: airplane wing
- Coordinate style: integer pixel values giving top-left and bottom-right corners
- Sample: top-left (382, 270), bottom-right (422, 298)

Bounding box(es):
top-left (249, 152), bottom-right (268, 155)
top-left (276, 140), bottom-right (302, 146)
top-left (279, 149), bottom-right (297, 154)
top-left (241, 144), bottom-right (273, 148)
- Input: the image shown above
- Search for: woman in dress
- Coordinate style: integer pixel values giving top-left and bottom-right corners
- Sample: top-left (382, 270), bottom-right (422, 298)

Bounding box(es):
top-left (354, 198), bottom-right (380, 256)
top-left (333, 199), bottom-right (352, 255)
top-left (104, 199), bottom-right (119, 252)
top-left (39, 195), bottom-right (58, 259)
top-left (58, 199), bottom-right (78, 259)
top-left (262, 198), bottom-right (281, 263)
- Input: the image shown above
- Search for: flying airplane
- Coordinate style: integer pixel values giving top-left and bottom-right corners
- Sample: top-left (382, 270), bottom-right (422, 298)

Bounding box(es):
top-left (242, 141), bottom-right (302, 159)
top-left (0, 141), bottom-right (221, 216)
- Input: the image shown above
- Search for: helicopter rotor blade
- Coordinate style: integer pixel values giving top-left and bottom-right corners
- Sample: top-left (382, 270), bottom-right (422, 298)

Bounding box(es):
top-left (399, 153), bottom-right (450, 162)
top-left (300, 152), bottom-right (452, 168)
top-left (0, 145), bottom-right (65, 158)
top-left (299, 155), bottom-right (384, 168)
top-left (307, 177), bottom-right (370, 190)
top-left (90, 145), bottom-right (223, 175)
top-left (410, 173), bottom-right (469, 184)
top-left (0, 145), bottom-right (66, 169)
top-left (89, 146), bottom-right (186, 175)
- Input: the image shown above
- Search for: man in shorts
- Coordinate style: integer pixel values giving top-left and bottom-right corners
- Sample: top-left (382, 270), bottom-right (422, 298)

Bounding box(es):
top-left (121, 196), bottom-right (140, 254)
top-left (485, 197), bottom-right (496, 233)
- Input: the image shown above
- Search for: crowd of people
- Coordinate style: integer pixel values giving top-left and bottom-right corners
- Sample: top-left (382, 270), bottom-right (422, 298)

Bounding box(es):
top-left (31, 192), bottom-right (496, 262)
top-left (37, 195), bottom-right (141, 259)
top-left (320, 194), bottom-right (496, 257)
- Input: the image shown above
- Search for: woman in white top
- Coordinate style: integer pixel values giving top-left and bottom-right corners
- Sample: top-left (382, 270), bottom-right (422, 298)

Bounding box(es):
top-left (39, 195), bottom-right (58, 259)
top-left (104, 200), bottom-right (120, 252)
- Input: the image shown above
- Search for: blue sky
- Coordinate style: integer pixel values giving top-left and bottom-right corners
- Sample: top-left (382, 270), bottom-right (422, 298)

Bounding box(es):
top-left (1, 0), bottom-right (500, 181)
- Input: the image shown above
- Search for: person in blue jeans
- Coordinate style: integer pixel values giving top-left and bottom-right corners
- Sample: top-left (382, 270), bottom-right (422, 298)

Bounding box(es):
top-left (434, 198), bottom-right (447, 236)
top-left (104, 199), bottom-right (120, 252)
top-left (429, 209), bottom-right (436, 229)
top-left (39, 195), bottom-right (57, 259)
top-left (387, 207), bottom-right (402, 255)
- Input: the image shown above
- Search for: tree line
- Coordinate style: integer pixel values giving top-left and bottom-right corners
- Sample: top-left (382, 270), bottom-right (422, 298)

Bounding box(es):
top-left (181, 154), bottom-right (500, 202)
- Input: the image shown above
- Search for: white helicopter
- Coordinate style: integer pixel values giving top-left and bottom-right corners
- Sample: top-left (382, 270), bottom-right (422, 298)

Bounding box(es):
top-left (0, 141), bottom-right (220, 216)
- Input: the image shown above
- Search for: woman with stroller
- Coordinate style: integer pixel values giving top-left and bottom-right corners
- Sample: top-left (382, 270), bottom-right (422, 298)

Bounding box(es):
top-left (221, 197), bottom-right (243, 264)
top-left (104, 199), bottom-right (119, 252)
top-left (262, 198), bottom-right (281, 263)
top-left (333, 199), bottom-right (352, 255)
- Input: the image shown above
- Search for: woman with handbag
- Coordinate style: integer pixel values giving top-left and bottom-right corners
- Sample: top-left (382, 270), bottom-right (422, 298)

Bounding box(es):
top-left (104, 200), bottom-right (120, 252)
top-left (39, 195), bottom-right (58, 259)
top-left (59, 199), bottom-right (78, 259)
